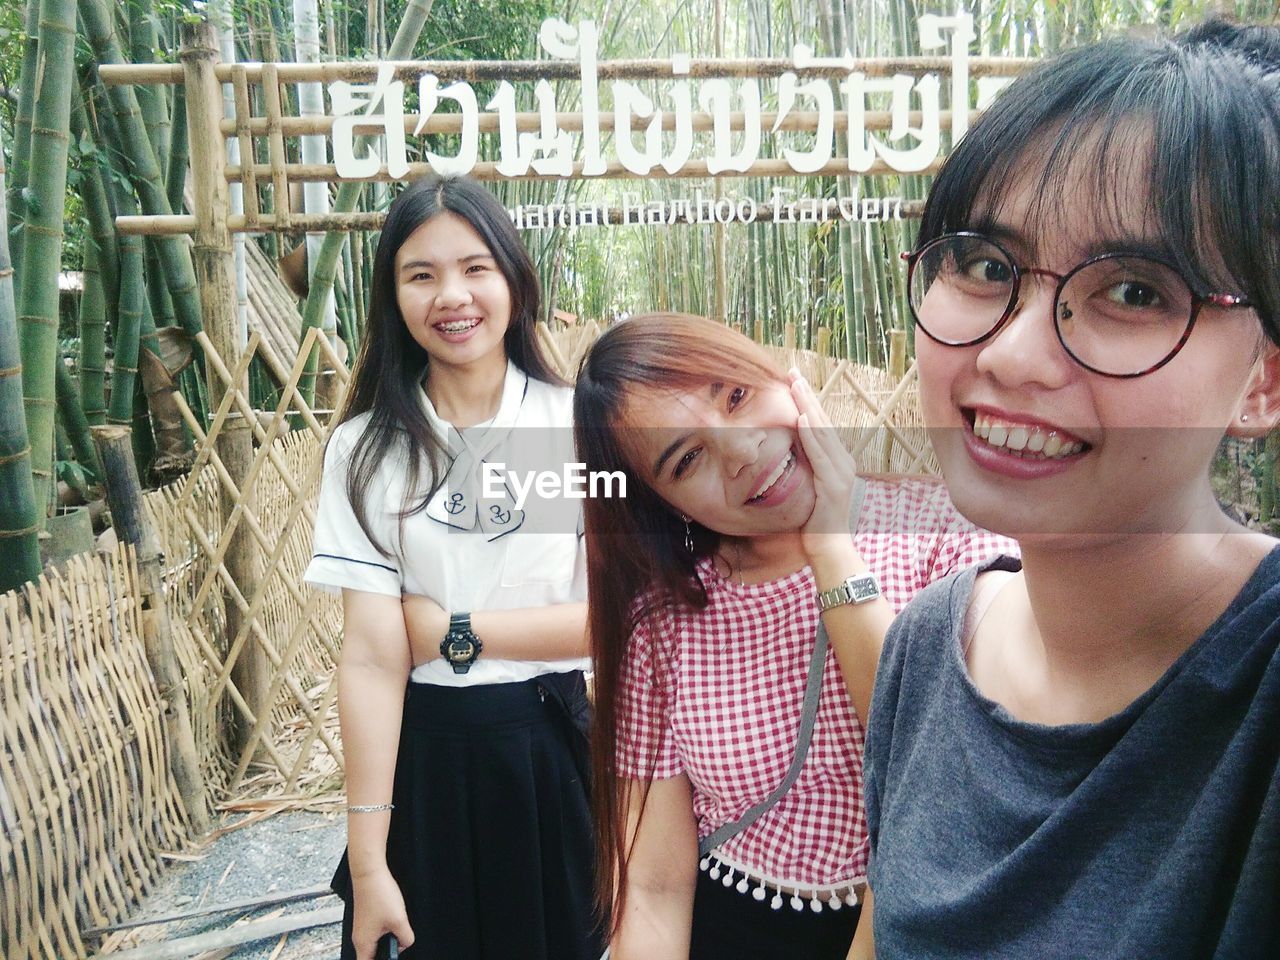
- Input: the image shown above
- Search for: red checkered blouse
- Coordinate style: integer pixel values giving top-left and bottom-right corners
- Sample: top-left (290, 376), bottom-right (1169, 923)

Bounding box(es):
top-left (616, 475), bottom-right (1016, 889)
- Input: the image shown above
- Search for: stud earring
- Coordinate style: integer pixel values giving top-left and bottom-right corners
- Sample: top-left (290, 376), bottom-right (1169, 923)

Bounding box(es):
top-left (681, 514), bottom-right (694, 554)
top-left (1242, 414), bottom-right (1251, 422)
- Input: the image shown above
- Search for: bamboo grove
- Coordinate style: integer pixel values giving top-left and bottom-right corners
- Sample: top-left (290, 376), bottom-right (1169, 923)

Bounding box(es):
top-left (1, 0), bottom-right (1276, 593)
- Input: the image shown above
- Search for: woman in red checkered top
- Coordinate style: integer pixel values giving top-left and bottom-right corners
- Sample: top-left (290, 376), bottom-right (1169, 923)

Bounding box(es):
top-left (573, 313), bottom-right (1013, 959)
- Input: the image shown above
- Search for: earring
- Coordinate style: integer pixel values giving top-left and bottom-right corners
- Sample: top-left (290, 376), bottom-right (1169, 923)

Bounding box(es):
top-left (1242, 414), bottom-right (1251, 422)
top-left (681, 514), bottom-right (694, 554)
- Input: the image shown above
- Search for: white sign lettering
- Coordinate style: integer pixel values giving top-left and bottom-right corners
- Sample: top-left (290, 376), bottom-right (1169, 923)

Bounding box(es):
top-left (329, 13), bottom-right (1002, 181)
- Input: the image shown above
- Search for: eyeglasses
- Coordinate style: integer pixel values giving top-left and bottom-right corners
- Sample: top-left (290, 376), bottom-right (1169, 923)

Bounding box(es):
top-left (901, 232), bottom-right (1254, 378)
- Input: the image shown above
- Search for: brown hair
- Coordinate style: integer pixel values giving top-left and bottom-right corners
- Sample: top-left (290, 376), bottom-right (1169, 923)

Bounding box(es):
top-left (573, 313), bottom-right (785, 932)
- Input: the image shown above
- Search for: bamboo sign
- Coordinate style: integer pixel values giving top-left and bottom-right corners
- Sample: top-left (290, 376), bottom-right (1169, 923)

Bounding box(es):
top-left (330, 13), bottom-right (1011, 181)
top-left (99, 16), bottom-right (1033, 235)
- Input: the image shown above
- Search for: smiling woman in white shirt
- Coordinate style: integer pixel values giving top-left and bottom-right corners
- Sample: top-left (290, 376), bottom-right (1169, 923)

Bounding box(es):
top-left (304, 175), bottom-right (601, 960)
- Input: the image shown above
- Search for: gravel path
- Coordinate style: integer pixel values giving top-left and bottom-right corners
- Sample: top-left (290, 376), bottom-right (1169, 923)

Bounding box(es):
top-left (95, 810), bottom-right (349, 959)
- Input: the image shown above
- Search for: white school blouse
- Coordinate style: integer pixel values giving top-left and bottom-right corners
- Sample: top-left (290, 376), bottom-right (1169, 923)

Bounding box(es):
top-left (304, 362), bottom-right (590, 686)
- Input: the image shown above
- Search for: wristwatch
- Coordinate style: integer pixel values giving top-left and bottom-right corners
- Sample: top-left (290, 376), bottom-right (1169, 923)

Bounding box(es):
top-left (440, 612), bottom-right (483, 674)
top-left (817, 573), bottom-right (882, 612)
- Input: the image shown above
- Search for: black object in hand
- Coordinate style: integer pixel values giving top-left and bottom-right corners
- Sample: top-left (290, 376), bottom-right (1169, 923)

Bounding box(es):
top-left (375, 934), bottom-right (399, 960)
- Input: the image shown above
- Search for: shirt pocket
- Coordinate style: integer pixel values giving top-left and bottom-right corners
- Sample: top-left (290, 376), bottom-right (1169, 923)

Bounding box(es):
top-left (500, 532), bottom-right (580, 586)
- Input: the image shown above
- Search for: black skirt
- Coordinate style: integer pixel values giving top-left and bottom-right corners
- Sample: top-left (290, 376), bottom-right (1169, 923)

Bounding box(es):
top-left (688, 868), bottom-right (861, 960)
top-left (333, 674), bottom-right (604, 960)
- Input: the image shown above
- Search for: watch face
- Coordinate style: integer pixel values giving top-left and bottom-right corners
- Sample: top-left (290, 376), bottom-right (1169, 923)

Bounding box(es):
top-left (849, 577), bottom-right (880, 602)
top-left (444, 634), bottom-right (478, 663)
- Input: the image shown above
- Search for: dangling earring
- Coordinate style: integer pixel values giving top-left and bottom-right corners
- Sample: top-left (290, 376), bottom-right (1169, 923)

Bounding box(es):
top-left (681, 514), bottom-right (694, 554)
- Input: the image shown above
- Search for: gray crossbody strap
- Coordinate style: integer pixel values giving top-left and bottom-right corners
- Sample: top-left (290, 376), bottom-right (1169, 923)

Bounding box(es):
top-left (697, 621), bottom-right (830, 857)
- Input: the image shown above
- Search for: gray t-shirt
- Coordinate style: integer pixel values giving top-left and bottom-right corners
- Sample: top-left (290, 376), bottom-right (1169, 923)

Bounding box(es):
top-left (865, 551), bottom-right (1280, 960)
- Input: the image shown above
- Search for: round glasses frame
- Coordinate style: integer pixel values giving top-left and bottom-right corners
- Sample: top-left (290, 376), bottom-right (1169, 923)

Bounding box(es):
top-left (900, 231), bottom-right (1255, 379)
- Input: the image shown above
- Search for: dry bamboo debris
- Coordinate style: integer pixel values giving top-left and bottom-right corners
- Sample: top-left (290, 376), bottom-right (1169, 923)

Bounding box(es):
top-left (85, 905), bottom-right (342, 960)
top-left (81, 885), bottom-right (334, 938)
top-left (100, 54), bottom-right (1036, 86)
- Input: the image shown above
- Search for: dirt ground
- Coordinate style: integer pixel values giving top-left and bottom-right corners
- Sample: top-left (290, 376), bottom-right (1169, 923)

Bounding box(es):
top-left (92, 809), bottom-right (349, 959)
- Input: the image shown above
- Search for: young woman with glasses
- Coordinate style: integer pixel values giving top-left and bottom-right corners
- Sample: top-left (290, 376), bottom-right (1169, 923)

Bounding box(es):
top-left (855, 18), bottom-right (1280, 960)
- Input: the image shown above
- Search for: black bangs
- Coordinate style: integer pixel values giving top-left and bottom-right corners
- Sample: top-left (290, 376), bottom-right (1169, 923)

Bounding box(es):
top-left (919, 20), bottom-right (1280, 346)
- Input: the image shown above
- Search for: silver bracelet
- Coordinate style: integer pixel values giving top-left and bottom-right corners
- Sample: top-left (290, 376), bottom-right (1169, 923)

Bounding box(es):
top-left (347, 802), bottom-right (394, 813)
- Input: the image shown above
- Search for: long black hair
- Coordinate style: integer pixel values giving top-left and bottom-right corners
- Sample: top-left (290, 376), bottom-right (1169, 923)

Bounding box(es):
top-left (337, 174), bottom-right (563, 552)
top-left (917, 17), bottom-right (1280, 347)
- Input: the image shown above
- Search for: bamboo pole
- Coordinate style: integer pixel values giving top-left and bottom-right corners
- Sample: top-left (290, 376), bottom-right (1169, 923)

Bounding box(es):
top-left (17, 0), bottom-right (77, 521)
top-left (181, 16), bottom-right (271, 758)
top-left (228, 154), bottom-right (945, 184)
top-left (115, 198), bottom-right (929, 235)
top-left (881, 328), bottom-right (910, 469)
top-left (8, 0), bottom-right (41, 286)
top-left (91, 424), bottom-right (210, 834)
top-left (99, 54), bottom-right (1037, 85)
top-left (0, 136), bottom-right (42, 590)
top-left (712, 0), bottom-right (727, 325)
top-left (215, 107), bottom-right (976, 138)
top-left (815, 326), bottom-right (832, 356)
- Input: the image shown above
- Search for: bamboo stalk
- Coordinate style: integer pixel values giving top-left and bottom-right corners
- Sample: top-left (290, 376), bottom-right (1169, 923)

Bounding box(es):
top-left (109, 231), bottom-right (144, 426)
top-left (80, 0), bottom-right (203, 336)
top-left (54, 358), bottom-right (102, 480)
top-left (92, 423), bottom-right (210, 835)
top-left (70, 84), bottom-right (120, 332)
top-left (181, 15), bottom-right (270, 759)
top-left (0, 132), bottom-right (42, 590)
top-left (99, 53), bottom-right (1037, 85)
top-left (16, 0), bottom-right (77, 521)
top-left (78, 241), bottom-right (108, 426)
top-left (8, 0), bottom-right (41, 286)
top-left (166, 83), bottom-right (189, 214)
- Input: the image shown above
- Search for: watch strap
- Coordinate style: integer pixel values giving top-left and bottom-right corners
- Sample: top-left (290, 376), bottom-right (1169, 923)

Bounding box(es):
top-left (817, 573), bottom-right (881, 612)
top-left (441, 612), bottom-right (481, 674)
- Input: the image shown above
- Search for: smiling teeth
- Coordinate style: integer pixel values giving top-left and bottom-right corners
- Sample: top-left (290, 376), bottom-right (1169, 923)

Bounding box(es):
top-left (751, 452), bottom-right (794, 501)
top-left (438, 319), bottom-right (480, 333)
top-left (973, 413), bottom-right (1084, 459)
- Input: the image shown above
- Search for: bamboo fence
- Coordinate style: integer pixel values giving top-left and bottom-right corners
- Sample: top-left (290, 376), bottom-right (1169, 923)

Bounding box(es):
top-left (0, 547), bottom-right (192, 960)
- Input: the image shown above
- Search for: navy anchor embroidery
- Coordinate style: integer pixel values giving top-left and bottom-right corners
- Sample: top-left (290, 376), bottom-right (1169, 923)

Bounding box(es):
top-left (444, 493), bottom-right (466, 516)
top-left (489, 504), bottom-right (512, 526)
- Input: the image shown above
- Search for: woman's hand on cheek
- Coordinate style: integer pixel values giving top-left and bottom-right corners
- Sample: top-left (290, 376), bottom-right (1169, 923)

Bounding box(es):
top-left (790, 370), bottom-right (857, 565)
top-left (401, 593), bottom-right (450, 661)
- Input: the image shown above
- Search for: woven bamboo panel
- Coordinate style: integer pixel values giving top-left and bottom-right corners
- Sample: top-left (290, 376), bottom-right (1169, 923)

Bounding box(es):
top-left (0, 547), bottom-right (193, 960)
